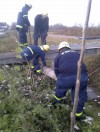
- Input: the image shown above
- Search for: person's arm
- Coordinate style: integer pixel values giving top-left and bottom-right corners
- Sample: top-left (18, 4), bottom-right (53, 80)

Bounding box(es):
top-left (54, 54), bottom-right (60, 77)
top-left (38, 50), bottom-right (46, 66)
top-left (23, 11), bottom-right (30, 26)
top-left (44, 17), bottom-right (49, 33)
top-left (41, 52), bottom-right (46, 66)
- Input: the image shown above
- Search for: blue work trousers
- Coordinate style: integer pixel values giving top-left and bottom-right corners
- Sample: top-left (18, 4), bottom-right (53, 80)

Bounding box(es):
top-left (32, 55), bottom-right (41, 71)
top-left (21, 51), bottom-right (41, 71)
top-left (33, 33), bottom-right (47, 45)
top-left (55, 74), bottom-right (88, 113)
top-left (18, 30), bottom-right (27, 44)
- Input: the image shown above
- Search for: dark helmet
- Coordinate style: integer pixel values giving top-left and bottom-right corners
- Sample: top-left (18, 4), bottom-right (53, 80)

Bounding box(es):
top-left (25, 3), bottom-right (32, 9)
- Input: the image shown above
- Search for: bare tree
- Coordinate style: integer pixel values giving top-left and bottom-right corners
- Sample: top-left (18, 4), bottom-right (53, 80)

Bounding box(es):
top-left (70, 0), bottom-right (92, 132)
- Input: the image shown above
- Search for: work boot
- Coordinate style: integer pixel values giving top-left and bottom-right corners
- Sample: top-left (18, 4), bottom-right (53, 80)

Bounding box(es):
top-left (76, 111), bottom-right (86, 121)
top-left (36, 69), bottom-right (43, 76)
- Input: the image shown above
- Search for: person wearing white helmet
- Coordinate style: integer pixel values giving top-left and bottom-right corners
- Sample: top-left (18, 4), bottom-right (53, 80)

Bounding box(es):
top-left (53, 41), bottom-right (88, 121)
top-left (33, 12), bottom-right (49, 45)
top-left (16, 3), bottom-right (32, 48)
top-left (20, 44), bottom-right (50, 75)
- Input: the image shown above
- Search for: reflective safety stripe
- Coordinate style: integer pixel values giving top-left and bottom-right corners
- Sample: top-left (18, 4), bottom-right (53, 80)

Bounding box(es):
top-left (24, 24), bottom-right (27, 26)
top-left (61, 50), bottom-right (75, 55)
top-left (16, 25), bottom-right (22, 28)
top-left (54, 95), bottom-right (62, 101)
top-left (31, 66), bottom-right (34, 69)
top-left (36, 70), bottom-right (41, 73)
top-left (23, 15), bottom-right (28, 17)
top-left (24, 53), bottom-right (28, 56)
top-left (27, 47), bottom-right (34, 54)
top-left (76, 112), bottom-right (83, 117)
top-left (19, 43), bottom-right (28, 47)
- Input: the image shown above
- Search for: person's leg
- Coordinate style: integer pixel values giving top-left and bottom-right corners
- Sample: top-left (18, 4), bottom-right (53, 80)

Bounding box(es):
top-left (54, 77), bottom-right (69, 104)
top-left (54, 85), bottom-right (67, 103)
top-left (33, 34), bottom-right (38, 45)
top-left (32, 56), bottom-right (42, 75)
top-left (71, 86), bottom-right (85, 121)
top-left (19, 30), bottom-right (27, 45)
top-left (74, 75), bottom-right (88, 120)
top-left (77, 74), bottom-right (88, 112)
top-left (41, 33), bottom-right (47, 45)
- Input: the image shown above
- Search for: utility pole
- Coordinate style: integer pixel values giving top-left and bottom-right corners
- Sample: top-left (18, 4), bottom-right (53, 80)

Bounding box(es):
top-left (70, 0), bottom-right (92, 132)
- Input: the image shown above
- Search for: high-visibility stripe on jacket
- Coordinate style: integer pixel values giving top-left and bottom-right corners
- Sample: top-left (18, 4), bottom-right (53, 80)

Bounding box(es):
top-left (16, 6), bottom-right (30, 32)
top-left (21, 45), bottom-right (46, 66)
top-left (16, 25), bottom-right (22, 28)
top-left (27, 46), bottom-right (34, 55)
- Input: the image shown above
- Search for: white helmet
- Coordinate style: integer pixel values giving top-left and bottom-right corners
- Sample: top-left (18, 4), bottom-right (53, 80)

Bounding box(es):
top-left (42, 12), bottom-right (48, 17)
top-left (40, 45), bottom-right (50, 52)
top-left (58, 41), bottom-right (70, 50)
top-left (25, 3), bottom-right (32, 9)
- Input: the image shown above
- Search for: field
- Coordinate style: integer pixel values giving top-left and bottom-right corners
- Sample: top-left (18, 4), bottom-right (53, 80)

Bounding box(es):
top-left (0, 29), bottom-right (100, 132)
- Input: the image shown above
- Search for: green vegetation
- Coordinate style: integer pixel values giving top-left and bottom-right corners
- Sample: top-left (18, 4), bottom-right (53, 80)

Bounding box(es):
top-left (0, 30), bottom-right (18, 53)
top-left (0, 29), bottom-right (100, 131)
top-left (84, 55), bottom-right (100, 90)
top-left (0, 67), bottom-right (100, 131)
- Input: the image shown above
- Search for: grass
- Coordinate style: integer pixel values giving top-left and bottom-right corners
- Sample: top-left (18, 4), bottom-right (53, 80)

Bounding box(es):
top-left (0, 30), bottom-right (100, 131)
top-left (84, 55), bottom-right (100, 90)
top-left (0, 30), bottom-right (18, 52)
top-left (0, 66), bottom-right (100, 132)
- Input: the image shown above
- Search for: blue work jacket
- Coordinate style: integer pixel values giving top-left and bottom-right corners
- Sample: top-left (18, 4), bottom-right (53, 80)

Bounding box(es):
top-left (16, 6), bottom-right (30, 32)
top-left (21, 45), bottom-right (46, 66)
top-left (54, 49), bottom-right (88, 77)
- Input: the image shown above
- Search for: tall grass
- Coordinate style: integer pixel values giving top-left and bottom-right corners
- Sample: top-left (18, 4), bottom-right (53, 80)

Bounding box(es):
top-left (0, 30), bottom-right (18, 53)
top-left (84, 55), bottom-right (100, 90)
top-left (50, 25), bottom-right (100, 37)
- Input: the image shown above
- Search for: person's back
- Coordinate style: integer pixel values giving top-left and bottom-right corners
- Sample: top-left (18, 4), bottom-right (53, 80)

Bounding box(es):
top-left (34, 14), bottom-right (49, 33)
top-left (55, 50), bottom-right (87, 77)
top-left (33, 13), bottom-right (49, 45)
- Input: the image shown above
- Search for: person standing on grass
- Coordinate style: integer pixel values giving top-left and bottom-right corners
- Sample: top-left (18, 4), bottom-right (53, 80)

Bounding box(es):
top-left (33, 12), bottom-right (49, 45)
top-left (53, 41), bottom-right (88, 121)
top-left (16, 3), bottom-right (32, 48)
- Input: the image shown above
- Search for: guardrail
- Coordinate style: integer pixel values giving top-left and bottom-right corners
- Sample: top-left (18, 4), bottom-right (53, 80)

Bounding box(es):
top-left (0, 44), bottom-right (100, 65)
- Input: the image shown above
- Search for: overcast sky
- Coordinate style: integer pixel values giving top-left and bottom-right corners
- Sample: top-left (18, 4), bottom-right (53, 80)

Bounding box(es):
top-left (0, 0), bottom-right (100, 26)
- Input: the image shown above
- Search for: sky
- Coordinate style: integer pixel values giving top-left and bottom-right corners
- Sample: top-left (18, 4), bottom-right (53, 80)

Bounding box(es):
top-left (0, 0), bottom-right (100, 26)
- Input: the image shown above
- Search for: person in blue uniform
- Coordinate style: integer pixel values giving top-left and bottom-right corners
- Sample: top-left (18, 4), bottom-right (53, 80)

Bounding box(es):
top-left (20, 44), bottom-right (50, 75)
top-left (33, 13), bottom-right (49, 45)
top-left (54, 41), bottom-right (88, 120)
top-left (16, 3), bottom-right (32, 48)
